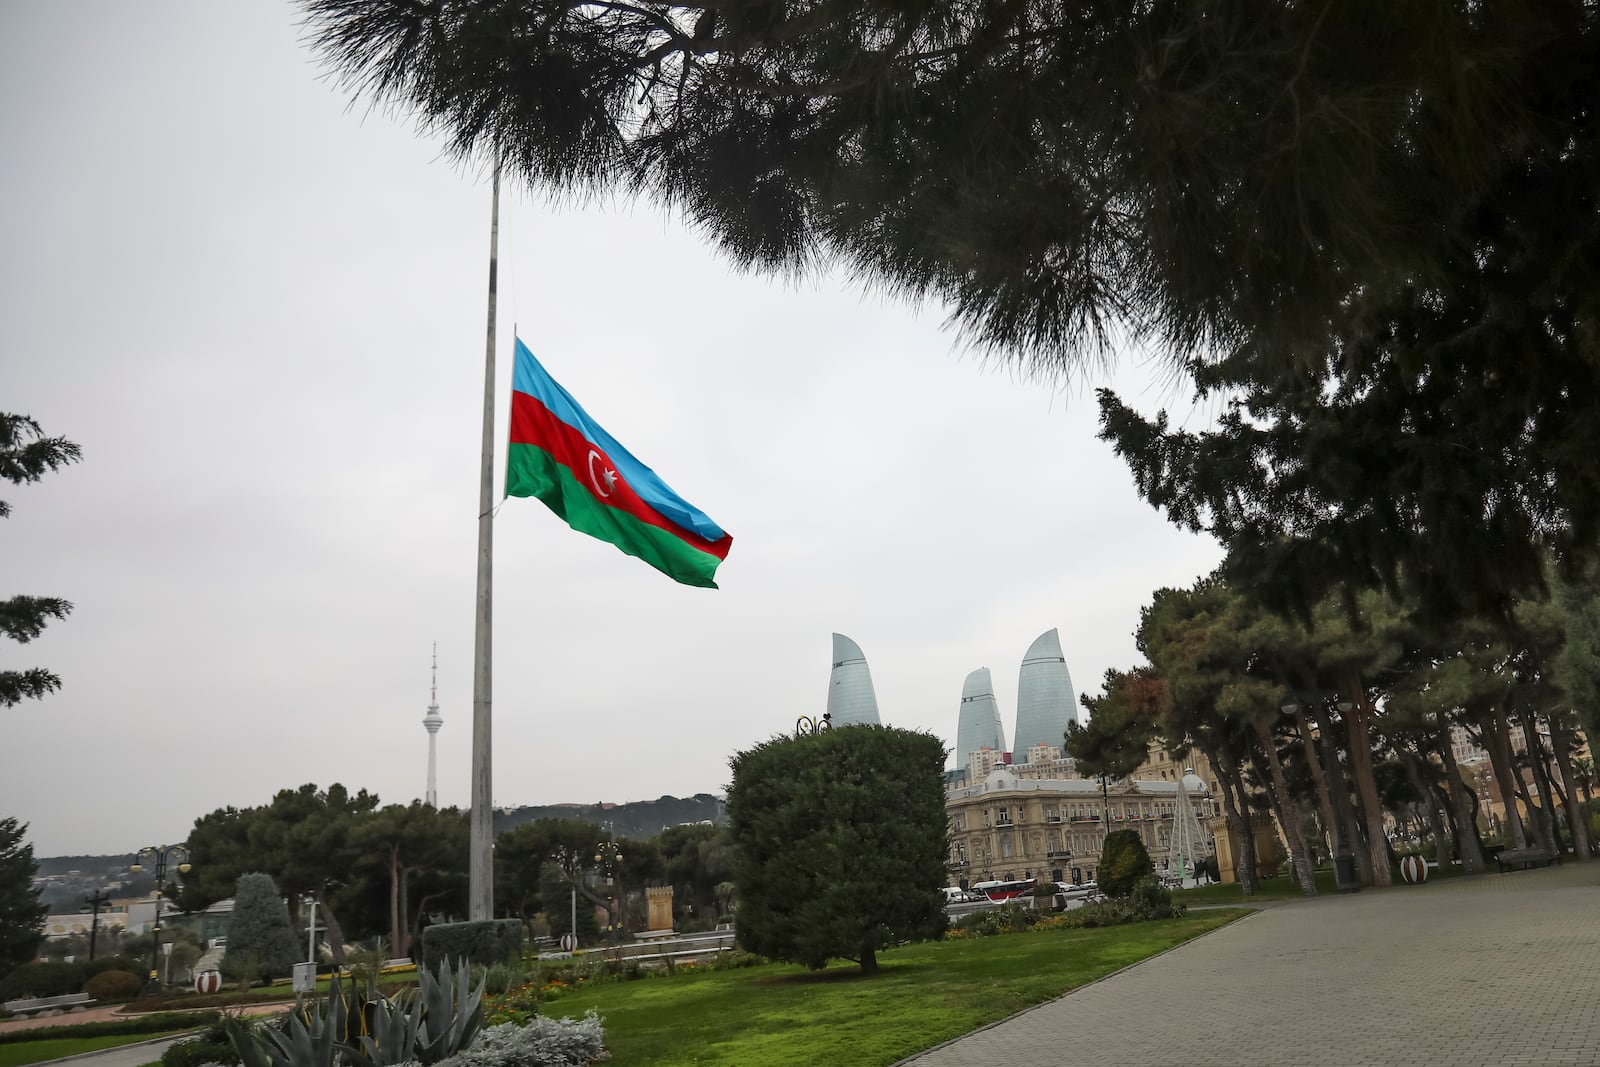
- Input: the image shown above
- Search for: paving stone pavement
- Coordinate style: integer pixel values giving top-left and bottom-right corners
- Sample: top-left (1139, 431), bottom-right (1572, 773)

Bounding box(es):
top-left (906, 862), bottom-right (1600, 1067)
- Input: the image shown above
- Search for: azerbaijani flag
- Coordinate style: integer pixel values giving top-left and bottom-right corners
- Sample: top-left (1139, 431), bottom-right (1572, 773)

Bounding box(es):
top-left (506, 338), bottom-right (732, 588)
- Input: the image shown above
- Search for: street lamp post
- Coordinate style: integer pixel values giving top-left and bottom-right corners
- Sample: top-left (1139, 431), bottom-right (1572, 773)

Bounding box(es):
top-left (130, 844), bottom-right (191, 995)
top-left (795, 712), bottom-right (831, 736)
top-left (82, 889), bottom-right (112, 961)
top-left (593, 840), bottom-right (624, 949)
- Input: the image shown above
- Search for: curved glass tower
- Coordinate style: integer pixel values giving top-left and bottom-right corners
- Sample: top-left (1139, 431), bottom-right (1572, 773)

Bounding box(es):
top-left (1012, 627), bottom-right (1077, 757)
top-left (954, 667), bottom-right (1007, 772)
top-left (826, 633), bottom-right (882, 726)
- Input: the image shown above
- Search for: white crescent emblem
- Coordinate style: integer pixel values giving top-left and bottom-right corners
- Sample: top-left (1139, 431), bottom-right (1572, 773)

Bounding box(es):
top-left (587, 450), bottom-right (619, 497)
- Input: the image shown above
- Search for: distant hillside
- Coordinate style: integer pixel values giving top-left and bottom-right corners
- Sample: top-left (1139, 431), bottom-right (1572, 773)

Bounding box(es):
top-left (34, 854), bottom-right (137, 879)
top-left (34, 796), bottom-right (723, 897)
top-left (493, 793), bottom-right (723, 839)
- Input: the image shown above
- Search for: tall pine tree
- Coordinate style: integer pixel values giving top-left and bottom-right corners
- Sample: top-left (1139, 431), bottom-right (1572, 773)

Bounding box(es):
top-left (2, 414), bottom-right (80, 707)
top-left (0, 817), bottom-right (47, 973)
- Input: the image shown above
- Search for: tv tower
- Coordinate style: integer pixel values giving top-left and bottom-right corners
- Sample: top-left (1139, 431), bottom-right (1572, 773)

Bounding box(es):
top-left (423, 643), bottom-right (443, 807)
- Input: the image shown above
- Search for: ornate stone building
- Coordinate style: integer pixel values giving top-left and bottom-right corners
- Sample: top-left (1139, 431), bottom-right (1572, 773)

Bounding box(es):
top-left (945, 744), bottom-right (1225, 887)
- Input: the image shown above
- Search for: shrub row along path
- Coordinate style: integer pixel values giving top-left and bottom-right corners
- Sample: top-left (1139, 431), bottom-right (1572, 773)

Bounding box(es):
top-left (0, 1002), bottom-right (293, 1037)
top-left (905, 862), bottom-right (1600, 1067)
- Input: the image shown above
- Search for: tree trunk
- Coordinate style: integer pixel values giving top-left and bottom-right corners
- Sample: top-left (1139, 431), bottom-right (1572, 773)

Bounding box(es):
top-left (859, 945), bottom-right (878, 974)
top-left (389, 845), bottom-right (404, 958)
top-left (1484, 705), bottom-right (1529, 849)
top-left (1317, 703), bottom-right (1373, 885)
top-left (317, 892), bottom-right (348, 966)
top-left (410, 889), bottom-right (447, 959)
top-left (1338, 676), bottom-right (1393, 887)
top-left (1402, 750), bottom-right (1448, 861)
top-left (398, 865), bottom-right (413, 957)
top-left (1292, 704), bottom-right (1337, 857)
top-left (1217, 753), bottom-right (1258, 895)
top-left (1253, 718), bottom-right (1318, 896)
top-left (1436, 732), bottom-right (1485, 873)
top-left (1521, 716), bottom-right (1562, 855)
top-left (1551, 727), bottom-right (1592, 861)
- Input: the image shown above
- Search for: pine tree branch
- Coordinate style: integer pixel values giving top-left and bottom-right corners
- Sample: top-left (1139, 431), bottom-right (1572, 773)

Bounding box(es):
top-left (0, 668), bottom-right (62, 708)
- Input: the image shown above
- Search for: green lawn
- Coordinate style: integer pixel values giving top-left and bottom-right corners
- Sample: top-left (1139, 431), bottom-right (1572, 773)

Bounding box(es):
top-left (538, 911), bottom-right (1248, 1066)
top-left (0, 1031), bottom-right (189, 1067)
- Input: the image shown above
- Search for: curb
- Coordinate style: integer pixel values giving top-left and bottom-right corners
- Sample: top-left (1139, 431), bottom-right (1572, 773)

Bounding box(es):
top-left (886, 909), bottom-right (1262, 1067)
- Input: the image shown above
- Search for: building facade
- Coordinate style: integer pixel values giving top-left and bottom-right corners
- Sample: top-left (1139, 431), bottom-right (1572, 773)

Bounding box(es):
top-left (945, 745), bottom-right (1224, 887)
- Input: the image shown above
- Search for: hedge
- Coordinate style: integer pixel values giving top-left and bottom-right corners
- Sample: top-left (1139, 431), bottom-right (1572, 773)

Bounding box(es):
top-left (420, 920), bottom-right (524, 969)
top-left (0, 955), bottom-right (147, 1001)
top-left (0, 1011), bottom-right (220, 1045)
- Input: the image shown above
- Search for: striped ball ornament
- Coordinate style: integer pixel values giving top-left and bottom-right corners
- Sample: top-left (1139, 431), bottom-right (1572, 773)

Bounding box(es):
top-left (195, 970), bottom-right (223, 994)
top-left (1400, 855), bottom-right (1429, 884)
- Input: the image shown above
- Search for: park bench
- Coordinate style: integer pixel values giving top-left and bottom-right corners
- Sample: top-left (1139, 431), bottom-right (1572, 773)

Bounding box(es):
top-left (1494, 848), bottom-right (1560, 873)
top-left (2, 992), bottom-right (95, 1016)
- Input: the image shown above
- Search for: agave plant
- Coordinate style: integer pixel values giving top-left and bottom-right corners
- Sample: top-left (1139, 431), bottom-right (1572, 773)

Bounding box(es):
top-left (226, 960), bottom-right (484, 1067)
top-left (354, 959), bottom-right (484, 1067)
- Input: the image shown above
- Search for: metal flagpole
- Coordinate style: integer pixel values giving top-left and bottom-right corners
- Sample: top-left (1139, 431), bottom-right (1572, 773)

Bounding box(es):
top-left (469, 157), bottom-right (500, 921)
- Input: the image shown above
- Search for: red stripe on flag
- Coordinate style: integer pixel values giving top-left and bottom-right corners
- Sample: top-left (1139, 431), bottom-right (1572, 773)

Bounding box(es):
top-left (509, 390), bottom-right (732, 560)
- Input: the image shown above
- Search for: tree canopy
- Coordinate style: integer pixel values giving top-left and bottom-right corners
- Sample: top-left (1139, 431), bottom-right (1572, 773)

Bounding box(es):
top-left (299, 1), bottom-right (1600, 622)
top-left (223, 872), bottom-right (301, 981)
top-left (0, 817), bottom-right (47, 973)
top-left (726, 725), bottom-right (947, 974)
top-left (2, 414), bottom-right (80, 707)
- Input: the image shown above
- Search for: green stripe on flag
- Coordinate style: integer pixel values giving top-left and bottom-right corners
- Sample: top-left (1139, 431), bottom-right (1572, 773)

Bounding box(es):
top-left (506, 443), bottom-right (722, 588)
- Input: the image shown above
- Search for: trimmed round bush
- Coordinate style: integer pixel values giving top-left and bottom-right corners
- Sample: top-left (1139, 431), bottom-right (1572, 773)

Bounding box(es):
top-left (84, 955), bottom-right (146, 980)
top-left (1098, 830), bottom-right (1155, 898)
top-left (84, 969), bottom-right (143, 1001)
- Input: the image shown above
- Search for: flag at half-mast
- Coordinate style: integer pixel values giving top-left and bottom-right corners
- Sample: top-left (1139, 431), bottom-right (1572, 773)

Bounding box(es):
top-left (506, 338), bottom-right (732, 588)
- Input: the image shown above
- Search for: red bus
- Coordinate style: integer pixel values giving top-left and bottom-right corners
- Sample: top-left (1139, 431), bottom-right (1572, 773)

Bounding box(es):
top-left (970, 878), bottom-right (1035, 902)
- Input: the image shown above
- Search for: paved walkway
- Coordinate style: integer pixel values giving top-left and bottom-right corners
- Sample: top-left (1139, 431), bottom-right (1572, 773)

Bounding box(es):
top-left (907, 861), bottom-right (1600, 1067)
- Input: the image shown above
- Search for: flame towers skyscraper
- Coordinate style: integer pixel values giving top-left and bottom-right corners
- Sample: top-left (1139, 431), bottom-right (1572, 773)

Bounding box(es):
top-left (954, 667), bottom-right (1007, 772)
top-left (1012, 628), bottom-right (1078, 757)
top-left (826, 633), bottom-right (882, 726)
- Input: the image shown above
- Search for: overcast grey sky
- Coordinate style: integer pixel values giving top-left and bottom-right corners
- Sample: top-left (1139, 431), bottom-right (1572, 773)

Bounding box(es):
top-left (1, 2), bottom-right (1223, 857)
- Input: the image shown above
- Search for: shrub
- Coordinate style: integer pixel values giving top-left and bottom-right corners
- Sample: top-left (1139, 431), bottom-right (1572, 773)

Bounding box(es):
top-left (161, 1023), bottom-right (240, 1067)
top-left (84, 955), bottom-right (146, 980)
top-left (0, 961), bottom-right (85, 1000)
top-left (727, 726), bottom-right (949, 975)
top-left (1098, 830), bottom-right (1155, 898)
top-left (84, 969), bottom-right (143, 1001)
top-left (223, 874), bottom-right (299, 982)
top-left (0, 1011), bottom-right (221, 1045)
top-left (1127, 876), bottom-right (1185, 920)
top-left (954, 905), bottom-right (1049, 938)
top-left (435, 1014), bottom-right (606, 1067)
top-left (1059, 901), bottom-right (1135, 928)
top-left (219, 952), bottom-right (262, 989)
top-left (475, 961), bottom-right (523, 996)
top-left (422, 920), bottom-right (524, 970)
